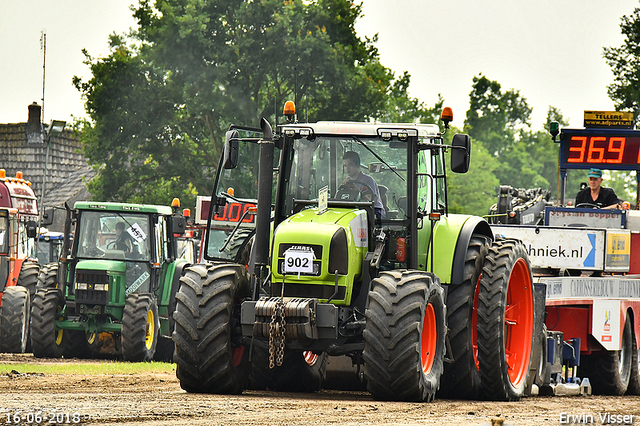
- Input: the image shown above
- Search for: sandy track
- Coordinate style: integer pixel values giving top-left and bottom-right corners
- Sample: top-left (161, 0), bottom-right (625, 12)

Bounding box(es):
top-left (2, 354), bottom-right (640, 425)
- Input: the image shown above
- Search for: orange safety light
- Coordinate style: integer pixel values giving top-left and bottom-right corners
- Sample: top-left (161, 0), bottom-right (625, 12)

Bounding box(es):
top-left (16, 171), bottom-right (23, 180)
top-left (227, 187), bottom-right (235, 197)
top-left (283, 101), bottom-right (296, 116)
top-left (171, 198), bottom-right (181, 208)
top-left (0, 169), bottom-right (5, 179)
top-left (428, 212), bottom-right (441, 221)
top-left (183, 208), bottom-right (191, 218)
top-left (440, 107), bottom-right (453, 129)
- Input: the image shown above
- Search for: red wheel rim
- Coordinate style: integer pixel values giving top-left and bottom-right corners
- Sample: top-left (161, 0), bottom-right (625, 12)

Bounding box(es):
top-left (232, 345), bottom-right (245, 367)
top-left (504, 258), bottom-right (533, 387)
top-left (303, 351), bottom-right (318, 366)
top-left (472, 274), bottom-right (482, 370)
top-left (421, 303), bottom-right (437, 374)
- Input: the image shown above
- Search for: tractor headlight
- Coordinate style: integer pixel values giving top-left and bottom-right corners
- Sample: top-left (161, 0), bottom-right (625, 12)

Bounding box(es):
top-left (94, 284), bottom-right (108, 291)
top-left (328, 228), bottom-right (348, 275)
top-left (76, 283), bottom-right (88, 290)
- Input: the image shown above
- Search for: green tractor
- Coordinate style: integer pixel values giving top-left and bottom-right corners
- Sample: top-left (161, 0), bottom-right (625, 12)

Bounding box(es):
top-left (173, 104), bottom-right (539, 401)
top-left (30, 200), bottom-right (188, 361)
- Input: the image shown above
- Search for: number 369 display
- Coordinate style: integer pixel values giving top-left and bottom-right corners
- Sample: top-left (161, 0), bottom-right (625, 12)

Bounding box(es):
top-left (561, 129), bottom-right (640, 169)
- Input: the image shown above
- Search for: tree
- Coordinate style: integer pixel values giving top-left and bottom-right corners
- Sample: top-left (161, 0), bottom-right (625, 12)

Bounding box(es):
top-left (604, 7), bottom-right (640, 124)
top-left (75, 0), bottom-right (431, 205)
top-left (464, 74), bottom-right (532, 156)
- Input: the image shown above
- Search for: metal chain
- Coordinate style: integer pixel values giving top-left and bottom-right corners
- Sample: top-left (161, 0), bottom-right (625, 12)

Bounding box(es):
top-left (268, 298), bottom-right (286, 369)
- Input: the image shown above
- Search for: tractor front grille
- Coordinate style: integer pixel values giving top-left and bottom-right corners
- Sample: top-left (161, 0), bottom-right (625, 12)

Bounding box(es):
top-left (75, 270), bottom-right (109, 305)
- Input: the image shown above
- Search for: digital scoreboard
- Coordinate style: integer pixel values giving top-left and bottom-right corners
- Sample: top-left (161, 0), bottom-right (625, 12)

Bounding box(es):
top-left (560, 128), bottom-right (640, 170)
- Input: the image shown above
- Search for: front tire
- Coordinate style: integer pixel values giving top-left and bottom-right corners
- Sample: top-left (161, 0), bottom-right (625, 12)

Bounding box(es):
top-left (30, 288), bottom-right (65, 358)
top-left (477, 238), bottom-right (534, 401)
top-left (363, 270), bottom-right (446, 402)
top-left (582, 311), bottom-right (632, 395)
top-left (0, 286), bottom-right (30, 353)
top-left (173, 263), bottom-right (251, 394)
top-left (121, 293), bottom-right (159, 362)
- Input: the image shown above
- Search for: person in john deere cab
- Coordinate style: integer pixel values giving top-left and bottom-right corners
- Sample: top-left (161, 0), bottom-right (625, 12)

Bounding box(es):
top-left (342, 151), bottom-right (385, 219)
top-left (114, 222), bottom-right (134, 253)
top-left (575, 168), bottom-right (622, 209)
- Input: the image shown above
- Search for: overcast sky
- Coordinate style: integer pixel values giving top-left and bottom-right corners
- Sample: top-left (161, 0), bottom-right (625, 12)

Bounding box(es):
top-left (1, 0), bottom-right (638, 130)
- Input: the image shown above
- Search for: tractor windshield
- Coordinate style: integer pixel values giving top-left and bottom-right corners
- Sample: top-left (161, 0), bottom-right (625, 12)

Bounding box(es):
top-left (204, 138), bottom-right (280, 263)
top-left (75, 211), bottom-right (152, 262)
top-left (286, 136), bottom-right (409, 219)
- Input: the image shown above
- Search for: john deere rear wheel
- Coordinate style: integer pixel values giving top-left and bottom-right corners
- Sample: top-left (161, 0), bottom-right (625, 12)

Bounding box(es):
top-left (477, 238), bottom-right (534, 401)
top-left (0, 286), bottom-right (30, 353)
top-left (363, 270), bottom-right (446, 402)
top-left (173, 263), bottom-right (251, 394)
top-left (439, 235), bottom-right (488, 399)
top-left (121, 293), bottom-right (159, 362)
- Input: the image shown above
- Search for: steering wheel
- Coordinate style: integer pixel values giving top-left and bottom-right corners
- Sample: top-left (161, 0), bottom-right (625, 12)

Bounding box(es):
top-left (83, 245), bottom-right (104, 257)
top-left (335, 180), bottom-right (374, 202)
top-left (576, 203), bottom-right (599, 209)
top-left (107, 240), bottom-right (132, 253)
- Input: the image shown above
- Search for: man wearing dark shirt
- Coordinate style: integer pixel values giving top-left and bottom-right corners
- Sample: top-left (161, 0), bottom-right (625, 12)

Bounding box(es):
top-left (575, 168), bottom-right (621, 209)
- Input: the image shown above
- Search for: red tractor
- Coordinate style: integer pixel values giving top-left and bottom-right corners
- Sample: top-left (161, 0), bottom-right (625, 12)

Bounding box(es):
top-left (0, 169), bottom-right (41, 352)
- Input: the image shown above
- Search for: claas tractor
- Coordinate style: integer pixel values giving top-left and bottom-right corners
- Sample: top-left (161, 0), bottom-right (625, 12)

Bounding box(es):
top-left (173, 103), bottom-right (540, 401)
top-left (30, 199), bottom-right (188, 361)
top-left (0, 169), bottom-right (41, 353)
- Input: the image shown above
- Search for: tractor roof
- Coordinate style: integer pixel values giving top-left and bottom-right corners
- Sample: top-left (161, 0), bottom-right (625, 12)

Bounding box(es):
top-left (279, 121), bottom-right (441, 138)
top-left (73, 201), bottom-right (172, 215)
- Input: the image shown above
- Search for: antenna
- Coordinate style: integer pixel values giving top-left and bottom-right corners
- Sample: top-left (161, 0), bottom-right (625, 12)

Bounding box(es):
top-left (40, 30), bottom-right (46, 122)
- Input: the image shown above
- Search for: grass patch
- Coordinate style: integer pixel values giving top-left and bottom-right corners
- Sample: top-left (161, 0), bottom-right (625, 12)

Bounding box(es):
top-left (0, 361), bottom-right (176, 375)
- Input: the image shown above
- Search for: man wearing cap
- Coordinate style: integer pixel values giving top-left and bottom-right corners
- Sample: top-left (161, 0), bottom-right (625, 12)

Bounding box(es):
top-left (575, 168), bottom-right (622, 209)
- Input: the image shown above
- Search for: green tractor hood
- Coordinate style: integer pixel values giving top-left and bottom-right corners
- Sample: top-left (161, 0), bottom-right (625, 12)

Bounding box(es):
top-left (271, 207), bottom-right (369, 305)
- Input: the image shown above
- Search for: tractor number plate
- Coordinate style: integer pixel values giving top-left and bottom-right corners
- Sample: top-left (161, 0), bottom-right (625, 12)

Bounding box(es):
top-left (283, 250), bottom-right (314, 274)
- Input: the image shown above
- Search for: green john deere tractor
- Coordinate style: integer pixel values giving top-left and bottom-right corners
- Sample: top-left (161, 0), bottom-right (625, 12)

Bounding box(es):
top-left (173, 103), bottom-right (540, 401)
top-left (30, 200), bottom-right (188, 361)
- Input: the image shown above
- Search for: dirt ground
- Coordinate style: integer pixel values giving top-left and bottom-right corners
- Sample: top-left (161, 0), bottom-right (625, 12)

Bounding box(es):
top-left (1, 354), bottom-right (640, 426)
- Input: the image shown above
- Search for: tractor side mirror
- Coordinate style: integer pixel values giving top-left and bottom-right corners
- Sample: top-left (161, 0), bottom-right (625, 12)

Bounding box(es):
top-left (451, 134), bottom-right (471, 174)
top-left (26, 220), bottom-right (37, 239)
top-left (41, 208), bottom-right (54, 226)
top-left (170, 215), bottom-right (186, 236)
top-left (223, 130), bottom-right (239, 169)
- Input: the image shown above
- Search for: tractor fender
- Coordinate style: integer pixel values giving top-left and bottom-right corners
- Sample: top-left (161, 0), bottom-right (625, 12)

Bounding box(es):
top-left (450, 216), bottom-right (493, 285)
top-left (425, 214), bottom-right (492, 285)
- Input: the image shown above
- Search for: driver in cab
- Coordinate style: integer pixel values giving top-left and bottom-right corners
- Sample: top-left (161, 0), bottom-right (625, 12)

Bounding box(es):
top-left (575, 168), bottom-right (623, 209)
top-left (342, 151), bottom-right (385, 219)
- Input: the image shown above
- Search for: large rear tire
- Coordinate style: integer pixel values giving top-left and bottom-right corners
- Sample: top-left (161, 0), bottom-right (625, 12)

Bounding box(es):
top-left (627, 316), bottom-right (640, 395)
top-left (121, 293), bottom-right (159, 362)
top-left (173, 263), bottom-right (251, 394)
top-left (477, 238), bottom-right (534, 401)
top-left (439, 235), bottom-right (488, 399)
top-left (17, 261), bottom-right (40, 299)
top-left (249, 347), bottom-right (327, 392)
top-left (582, 311), bottom-right (632, 395)
top-left (0, 286), bottom-right (30, 353)
top-left (30, 288), bottom-right (65, 358)
top-left (363, 270), bottom-right (446, 402)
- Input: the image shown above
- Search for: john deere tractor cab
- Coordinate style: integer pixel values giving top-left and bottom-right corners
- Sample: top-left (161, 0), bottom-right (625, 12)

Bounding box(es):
top-left (174, 103), bottom-right (538, 402)
top-left (30, 200), bottom-right (188, 361)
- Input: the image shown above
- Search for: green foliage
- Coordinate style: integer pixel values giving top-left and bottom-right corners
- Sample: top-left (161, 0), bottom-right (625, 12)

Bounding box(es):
top-left (604, 7), bottom-right (640, 123)
top-left (465, 74), bottom-right (532, 155)
top-left (445, 128), bottom-right (500, 216)
top-left (75, 0), bottom-right (434, 206)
